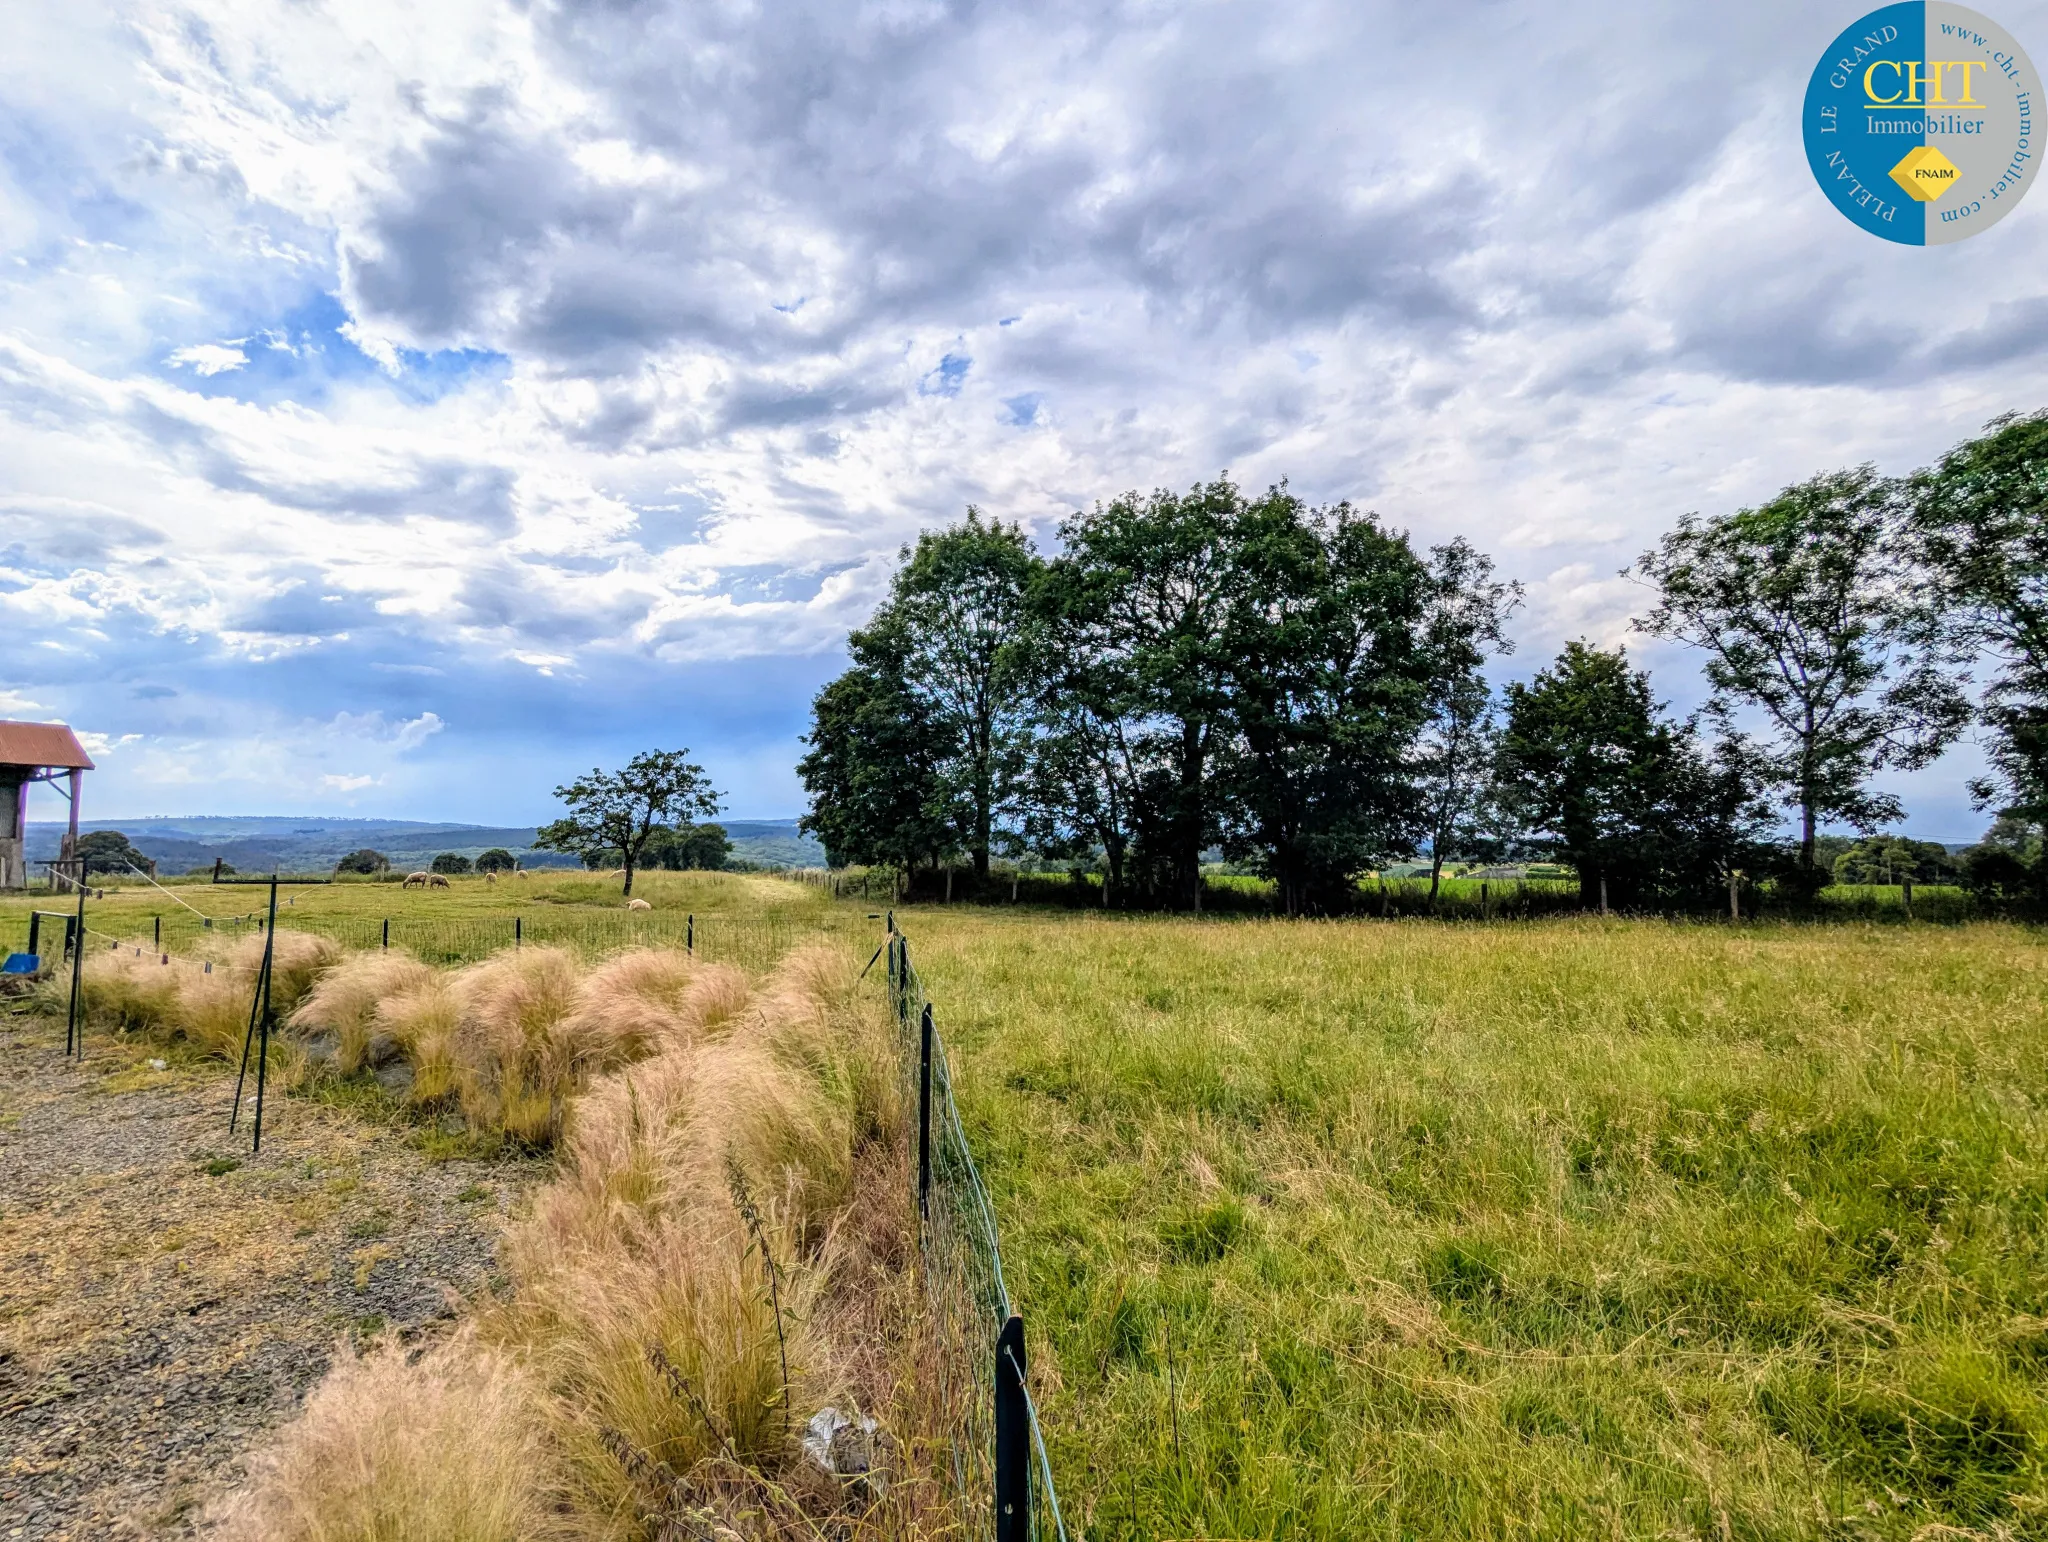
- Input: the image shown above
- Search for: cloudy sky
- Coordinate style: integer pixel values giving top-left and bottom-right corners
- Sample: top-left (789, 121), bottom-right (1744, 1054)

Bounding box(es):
top-left (3, 0), bottom-right (2044, 835)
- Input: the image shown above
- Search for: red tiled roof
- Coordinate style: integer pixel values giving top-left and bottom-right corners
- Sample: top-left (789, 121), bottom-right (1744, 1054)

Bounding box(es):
top-left (0, 721), bottom-right (95, 771)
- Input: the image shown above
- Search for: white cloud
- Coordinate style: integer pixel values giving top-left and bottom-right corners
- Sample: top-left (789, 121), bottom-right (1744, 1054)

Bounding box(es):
top-left (320, 773), bottom-right (377, 791)
top-left (165, 342), bottom-right (249, 376)
top-left (0, 0), bottom-right (2037, 831)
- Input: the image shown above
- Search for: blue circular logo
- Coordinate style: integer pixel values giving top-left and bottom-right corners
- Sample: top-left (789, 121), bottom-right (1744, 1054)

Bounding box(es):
top-left (1804, 4), bottom-right (2040, 243)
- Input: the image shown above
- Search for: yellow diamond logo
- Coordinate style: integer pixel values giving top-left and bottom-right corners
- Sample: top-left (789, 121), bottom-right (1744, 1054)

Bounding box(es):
top-left (1890, 144), bottom-right (1961, 202)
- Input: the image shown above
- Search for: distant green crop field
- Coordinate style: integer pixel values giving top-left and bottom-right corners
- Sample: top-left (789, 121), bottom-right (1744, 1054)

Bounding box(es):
top-left (889, 906), bottom-right (2048, 1541)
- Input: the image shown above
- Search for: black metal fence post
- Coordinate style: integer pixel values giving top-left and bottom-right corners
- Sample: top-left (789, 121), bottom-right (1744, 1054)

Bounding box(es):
top-left (995, 1315), bottom-right (1030, 1542)
top-left (918, 1002), bottom-right (934, 1221)
top-left (26, 911), bottom-right (38, 959)
top-left (687, 913), bottom-right (694, 955)
top-left (515, 915), bottom-right (523, 950)
top-left (382, 917), bottom-right (389, 950)
top-left (154, 915), bottom-right (161, 947)
top-left (65, 881), bottom-right (86, 1058)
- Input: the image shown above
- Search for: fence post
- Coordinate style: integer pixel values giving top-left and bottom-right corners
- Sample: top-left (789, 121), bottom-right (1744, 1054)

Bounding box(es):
top-left (687, 913), bottom-right (694, 955)
top-left (1902, 876), bottom-right (1914, 922)
top-left (515, 915), bottom-right (523, 950)
top-left (994, 1315), bottom-right (1030, 1542)
top-left (918, 1003), bottom-right (934, 1220)
top-left (382, 918), bottom-right (389, 950)
top-left (27, 911), bottom-right (38, 959)
top-left (1481, 880), bottom-right (1490, 918)
top-left (1599, 875), bottom-right (1610, 916)
top-left (154, 915), bottom-right (161, 947)
top-left (65, 882), bottom-right (86, 1058)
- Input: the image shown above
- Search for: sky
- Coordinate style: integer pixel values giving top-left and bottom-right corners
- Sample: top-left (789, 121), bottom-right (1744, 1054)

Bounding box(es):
top-left (2, 0), bottom-right (2044, 838)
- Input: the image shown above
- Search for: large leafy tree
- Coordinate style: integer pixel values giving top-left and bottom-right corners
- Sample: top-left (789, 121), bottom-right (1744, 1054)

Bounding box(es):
top-left (1910, 411), bottom-right (2048, 877)
top-left (888, 509), bottom-right (1040, 879)
top-left (1496, 643), bottom-right (1775, 909)
top-left (534, 749), bottom-right (721, 896)
top-left (798, 623), bottom-right (959, 873)
top-left (1051, 479), bottom-right (1242, 909)
top-left (1413, 539), bottom-right (1522, 904)
top-left (1015, 564), bottom-right (1147, 902)
top-left (1216, 491), bottom-right (1446, 914)
top-left (1633, 469), bottom-right (1967, 895)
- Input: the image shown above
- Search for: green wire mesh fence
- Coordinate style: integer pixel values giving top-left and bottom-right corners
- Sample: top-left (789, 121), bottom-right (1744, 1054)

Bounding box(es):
top-left (888, 925), bottom-right (1069, 1542)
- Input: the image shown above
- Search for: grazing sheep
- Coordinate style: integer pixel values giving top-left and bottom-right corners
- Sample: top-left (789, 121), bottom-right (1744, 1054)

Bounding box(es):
top-left (625, 897), bottom-right (652, 912)
top-left (402, 872), bottom-right (431, 889)
top-left (514, 870), bottom-right (527, 881)
top-left (430, 873), bottom-right (451, 889)
top-left (485, 872), bottom-right (498, 886)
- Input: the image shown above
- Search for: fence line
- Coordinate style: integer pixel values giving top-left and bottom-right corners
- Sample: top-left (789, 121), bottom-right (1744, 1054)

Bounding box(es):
top-left (887, 923), bottom-right (1070, 1542)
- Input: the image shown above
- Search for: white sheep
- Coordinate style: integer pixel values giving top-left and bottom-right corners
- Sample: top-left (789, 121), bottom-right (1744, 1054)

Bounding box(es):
top-left (402, 872), bottom-right (431, 888)
top-left (626, 897), bottom-right (652, 912)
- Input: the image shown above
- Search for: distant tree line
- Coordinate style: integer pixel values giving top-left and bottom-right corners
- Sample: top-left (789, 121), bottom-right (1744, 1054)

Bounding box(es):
top-left (798, 411), bottom-right (2048, 912)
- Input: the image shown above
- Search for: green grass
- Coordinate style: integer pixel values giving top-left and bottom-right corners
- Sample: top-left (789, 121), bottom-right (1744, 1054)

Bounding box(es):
top-left (0, 867), bottom-right (864, 970)
top-left (891, 907), bottom-right (2048, 1541)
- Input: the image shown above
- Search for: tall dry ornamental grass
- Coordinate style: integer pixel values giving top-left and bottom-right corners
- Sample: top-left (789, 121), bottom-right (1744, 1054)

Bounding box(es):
top-left (213, 941), bottom-right (924, 1541)
top-left (210, 1334), bottom-right (571, 1542)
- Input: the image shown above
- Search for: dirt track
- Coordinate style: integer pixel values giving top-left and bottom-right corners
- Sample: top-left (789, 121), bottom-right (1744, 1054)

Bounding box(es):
top-left (0, 1010), bottom-right (538, 1538)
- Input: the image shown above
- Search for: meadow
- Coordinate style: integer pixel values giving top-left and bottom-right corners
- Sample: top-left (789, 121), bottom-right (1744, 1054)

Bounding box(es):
top-left (893, 907), bottom-right (2048, 1541)
top-left (8, 871), bottom-right (2042, 1539)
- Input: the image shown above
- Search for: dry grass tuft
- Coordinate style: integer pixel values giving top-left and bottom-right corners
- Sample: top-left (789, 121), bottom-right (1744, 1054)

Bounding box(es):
top-left (225, 929), bottom-right (344, 1014)
top-left (378, 971), bottom-right (464, 1103)
top-left (209, 1333), bottom-right (569, 1542)
top-left (447, 947), bottom-right (584, 1146)
top-left (288, 951), bottom-right (435, 1074)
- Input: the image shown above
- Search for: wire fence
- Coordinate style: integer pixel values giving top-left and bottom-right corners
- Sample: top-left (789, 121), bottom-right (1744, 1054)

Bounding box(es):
top-left (886, 924), bottom-right (1069, 1542)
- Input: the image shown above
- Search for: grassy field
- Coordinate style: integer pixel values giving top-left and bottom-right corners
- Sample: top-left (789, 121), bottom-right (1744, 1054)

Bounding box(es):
top-left (890, 907), bottom-right (2048, 1541)
top-left (10, 872), bottom-right (2042, 1538)
top-left (0, 867), bottom-right (869, 971)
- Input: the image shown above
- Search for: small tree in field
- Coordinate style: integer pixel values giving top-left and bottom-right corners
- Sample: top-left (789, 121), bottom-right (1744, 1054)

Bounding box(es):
top-left (475, 847), bottom-right (517, 874)
top-left (336, 848), bottom-right (390, 875)
top-left (431, 852), bottom-right (473, 875)
top-left (534, 749), bottom-right (721, 896)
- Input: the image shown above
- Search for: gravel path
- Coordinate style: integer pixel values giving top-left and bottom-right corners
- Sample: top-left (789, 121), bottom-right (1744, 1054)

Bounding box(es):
top-left (0, 1010), bottom-right (542, 1539)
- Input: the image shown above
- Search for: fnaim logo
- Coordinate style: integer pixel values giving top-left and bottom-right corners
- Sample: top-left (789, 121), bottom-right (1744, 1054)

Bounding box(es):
top-left (1804, 3), bottom-right (2039, 243)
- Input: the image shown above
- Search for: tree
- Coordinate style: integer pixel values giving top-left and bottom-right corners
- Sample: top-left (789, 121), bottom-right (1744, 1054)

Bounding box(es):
top-left (884, 509), bottom-right (1040, 880)
top-left (1415, 673), bottom-right (1502, 905)
top-left (1633, 468), bottom-right (1967, 897)
top-left (1413, 539), bottom-right (1523, 904)
top-left (75, 829), bottom-right (152, 877)
top-left (799, 633), bottom-right (959, 873)
top-left (534, 749), bottom-right (722, 896)
top-left (674, 823), bottom-right (732, 871)
top-left (1215, 491), bottom-right (1447, 913)
top-left (1910, 411), bottom-right (2048, 888)
top-left (642, 823), bottom-right (733, 870)
top-left (1052, 479), bottom-right (1243, 908)
top-left (475, 848), bottom-right (516, 874)
top-left (1829, 835), bottom-right (1958, 886)
top-left (1495, 642), bottom-right (1776, 909)
top-left (336, 848), bottom-right (390, 875)
top-left (430, 852), bottom-right (473, 875)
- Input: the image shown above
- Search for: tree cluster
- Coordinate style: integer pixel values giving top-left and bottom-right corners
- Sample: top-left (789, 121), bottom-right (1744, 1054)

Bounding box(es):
top-left (335, 848), bottom-right (390, 875)
top-left (800, 486), bottom-right (1524, 913)
top-left (800, 413), bottom-right (2048, 912)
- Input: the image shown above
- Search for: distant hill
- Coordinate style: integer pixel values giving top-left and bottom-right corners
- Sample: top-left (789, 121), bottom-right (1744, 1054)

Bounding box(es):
top-left (25, 815), bottom-right (825, 875)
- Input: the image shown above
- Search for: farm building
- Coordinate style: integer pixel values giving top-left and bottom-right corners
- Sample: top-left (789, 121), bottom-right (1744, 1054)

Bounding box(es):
top-left (0, 721), bottom-right (94, 890)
